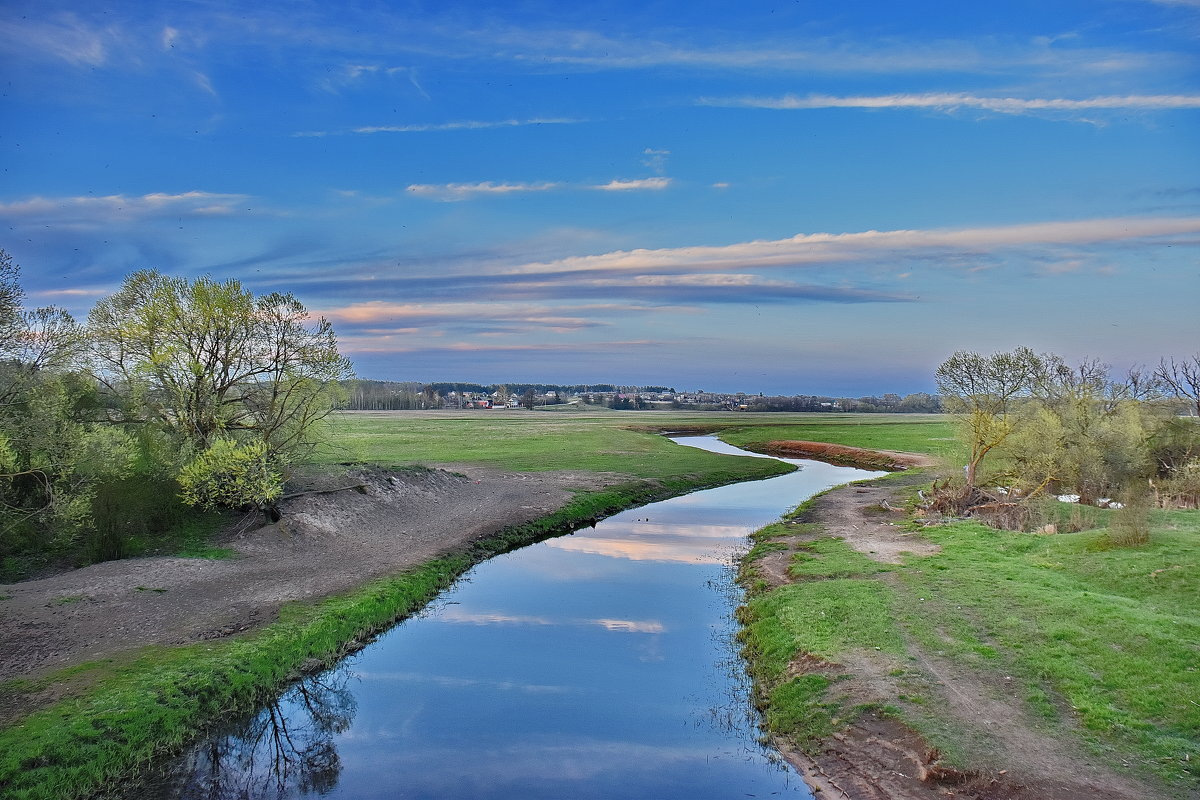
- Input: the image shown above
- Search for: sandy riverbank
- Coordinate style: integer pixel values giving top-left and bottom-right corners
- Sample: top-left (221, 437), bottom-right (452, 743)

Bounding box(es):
top-left (0, 464), bottom-right (613, 722)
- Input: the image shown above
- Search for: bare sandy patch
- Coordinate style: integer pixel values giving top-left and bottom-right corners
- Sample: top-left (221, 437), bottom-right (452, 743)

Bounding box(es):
top-left (0, 465), bottom-right (613, 722)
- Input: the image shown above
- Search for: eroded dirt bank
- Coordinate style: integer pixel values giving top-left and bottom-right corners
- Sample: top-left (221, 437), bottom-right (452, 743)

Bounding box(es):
top-left (746, 465), bottom-right (1169, 800)
top-left (0, 465), bottom-right (612, 721)
top-left (757, 439), bottom-right (940, 471)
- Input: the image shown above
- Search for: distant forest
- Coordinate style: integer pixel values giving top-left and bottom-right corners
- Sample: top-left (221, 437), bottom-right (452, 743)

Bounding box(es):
top-left (338, 379), bottom-right (943, 413)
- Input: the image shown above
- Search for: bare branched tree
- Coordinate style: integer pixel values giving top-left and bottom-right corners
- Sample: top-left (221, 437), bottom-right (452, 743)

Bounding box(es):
top-left (1156, 355), bottom-right (1200, 417)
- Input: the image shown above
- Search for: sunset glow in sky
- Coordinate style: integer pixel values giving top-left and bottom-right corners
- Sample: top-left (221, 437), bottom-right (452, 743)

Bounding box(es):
top-left (3, 0), bottom-right (1198, 394)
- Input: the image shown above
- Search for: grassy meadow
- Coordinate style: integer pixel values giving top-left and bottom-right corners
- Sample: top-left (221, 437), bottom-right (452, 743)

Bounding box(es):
top-left (3, 409), bottom-right (1196, 796)
top-left (318, 409), bottom-right (957, 475)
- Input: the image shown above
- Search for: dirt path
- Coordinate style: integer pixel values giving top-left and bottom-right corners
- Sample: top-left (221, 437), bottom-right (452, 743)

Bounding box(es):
top-left (751, 468), bottom-right (1171, 800)
top-left (0, 465), bottom-right (613, 722)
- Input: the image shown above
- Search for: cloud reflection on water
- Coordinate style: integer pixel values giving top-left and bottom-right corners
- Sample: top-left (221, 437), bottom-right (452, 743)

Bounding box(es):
top-left (545, 524), bottom-right (747, 564)
top-left (348, 670), bottom-right (573, 695)
top-left (435, 606), bottom-right (666, 633)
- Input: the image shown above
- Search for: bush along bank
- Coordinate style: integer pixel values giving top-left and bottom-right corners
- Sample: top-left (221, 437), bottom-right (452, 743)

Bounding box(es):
top-left (736, 475), bottom-right (1199, 799)
top-left (0, 469), bottom-right (791, 800)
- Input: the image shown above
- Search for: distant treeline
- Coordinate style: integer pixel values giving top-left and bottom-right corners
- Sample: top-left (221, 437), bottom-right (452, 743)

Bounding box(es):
top-left (743, 392), bottom-right (942, 413)
top-left (341, 381), bottom-right (634, 410)
top-left (338, 380), bottom-right (942, 413)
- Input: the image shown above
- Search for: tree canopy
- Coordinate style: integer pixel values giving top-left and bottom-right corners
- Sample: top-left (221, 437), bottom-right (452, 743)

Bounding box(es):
top-left (88, 269), bottom-right (352, 463)
top-left (0, 256), bottom-right (353, 576)
top-left (935, 347), bottom-right (1044, 486)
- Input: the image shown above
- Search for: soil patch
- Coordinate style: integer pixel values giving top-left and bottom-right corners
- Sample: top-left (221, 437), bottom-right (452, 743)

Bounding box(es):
top-left (757, 440), bottom-right (940, 471)
top-left (803, 479), bottom-right (941, 564)
top-left (0, 464), bottom-right (614, 723)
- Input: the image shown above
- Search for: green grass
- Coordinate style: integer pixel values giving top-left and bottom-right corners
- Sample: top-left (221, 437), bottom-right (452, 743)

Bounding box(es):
top-left (739, 505), bottom-right (1200, 788)
top-left (318, 410), bottom-right (949, 478)
top-left (894, 517), bottom-right (1200, 783)
top-left (787, 536), bottom-right (894, 580)
top-left (742, 578), bottom-right (905, 674)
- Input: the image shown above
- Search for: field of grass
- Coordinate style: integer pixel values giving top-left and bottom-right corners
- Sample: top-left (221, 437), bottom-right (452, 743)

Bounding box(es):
top-left (740, 501), bottom-right (1200, 791)
top-left (318, 409), bottom-right (954, 475)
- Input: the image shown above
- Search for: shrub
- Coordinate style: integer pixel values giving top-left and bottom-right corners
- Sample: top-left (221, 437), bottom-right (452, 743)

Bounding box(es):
top-left (177, 438), bottom-right (282, 512)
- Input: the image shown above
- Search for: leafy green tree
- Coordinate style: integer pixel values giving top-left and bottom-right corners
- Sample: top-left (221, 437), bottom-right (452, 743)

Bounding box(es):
top-left (0, 252), bottom-right (93, 565)
top-left (0, 250), bottom-right (82, 408)
top-left (935, 347), bottom-right (1044, 487)
top-left (87, 270), bottom-right (352, 467)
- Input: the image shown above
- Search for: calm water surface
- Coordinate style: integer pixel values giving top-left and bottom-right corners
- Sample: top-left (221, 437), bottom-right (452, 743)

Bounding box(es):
top-left (143, 436), bottom-right (881, 799)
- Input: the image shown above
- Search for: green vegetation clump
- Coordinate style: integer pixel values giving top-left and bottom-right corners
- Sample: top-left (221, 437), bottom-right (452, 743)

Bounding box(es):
top-left (0, 256), bottom-right (352, 575)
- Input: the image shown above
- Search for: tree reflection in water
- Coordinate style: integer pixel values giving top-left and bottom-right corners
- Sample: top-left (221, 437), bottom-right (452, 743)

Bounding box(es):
top-left (152, 664), bottom-right (357, 799)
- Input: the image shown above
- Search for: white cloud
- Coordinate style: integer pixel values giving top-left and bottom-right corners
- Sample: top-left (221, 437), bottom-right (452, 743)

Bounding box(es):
top-left (33, 288), bottom-right (110, 298)
top-left (293, 117), bottom-right (584, 137)
top-left (592, 177), bottom-right (673, 192)
top-left (351, 117), bottom-right (583, 134)
top-left (402, 176), bottom-right (675, 200)
top-left (0, 13), bottom-right (115, 67)
top-left (502, 216), bottom-right (1200, 277)
top-left (499, 29), bottom-right (1178, 80)
top-left (318, 300), bottom-right (646, 326)
top-left (405, 181), bottom-right (563, 201)
top-left (641, 148), bottom-right (670, 175)
top-left (699, 92), bottom-right (1200, 116)
top-left (0, 191), bottom-right (251, 225)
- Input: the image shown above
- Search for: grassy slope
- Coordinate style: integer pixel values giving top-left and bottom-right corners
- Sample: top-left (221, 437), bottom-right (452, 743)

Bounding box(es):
top-left (736, 422), bottom-right (1199, 792)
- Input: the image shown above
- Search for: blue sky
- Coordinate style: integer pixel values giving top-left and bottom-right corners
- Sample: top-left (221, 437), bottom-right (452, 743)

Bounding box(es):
top-left (2, 0), bottom-right (1197, 395)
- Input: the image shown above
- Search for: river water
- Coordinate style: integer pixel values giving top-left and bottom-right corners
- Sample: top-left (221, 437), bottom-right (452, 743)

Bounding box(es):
top-left (141, 436), bottom-right (881, 799)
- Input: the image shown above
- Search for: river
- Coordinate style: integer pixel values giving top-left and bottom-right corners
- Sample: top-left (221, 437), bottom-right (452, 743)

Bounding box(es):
top-left (138, 435), bottom-right (882, 799)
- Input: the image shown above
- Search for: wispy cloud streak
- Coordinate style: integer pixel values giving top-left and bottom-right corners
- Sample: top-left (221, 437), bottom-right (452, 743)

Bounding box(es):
top-left (294, 118), bottom-right (584, 137)
top-left (406, 181), bottom-right (563, 201)
top-left (0, 191), bottom-right (251, 225)
top-left (402, 177), bottom-right (673, 200)
top-left (592, 178), bottom-right (673, 191)
top-left (700, 92), bottom-right (1200, 115)
top-left (502, 216), bottom-right (1200, 276)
